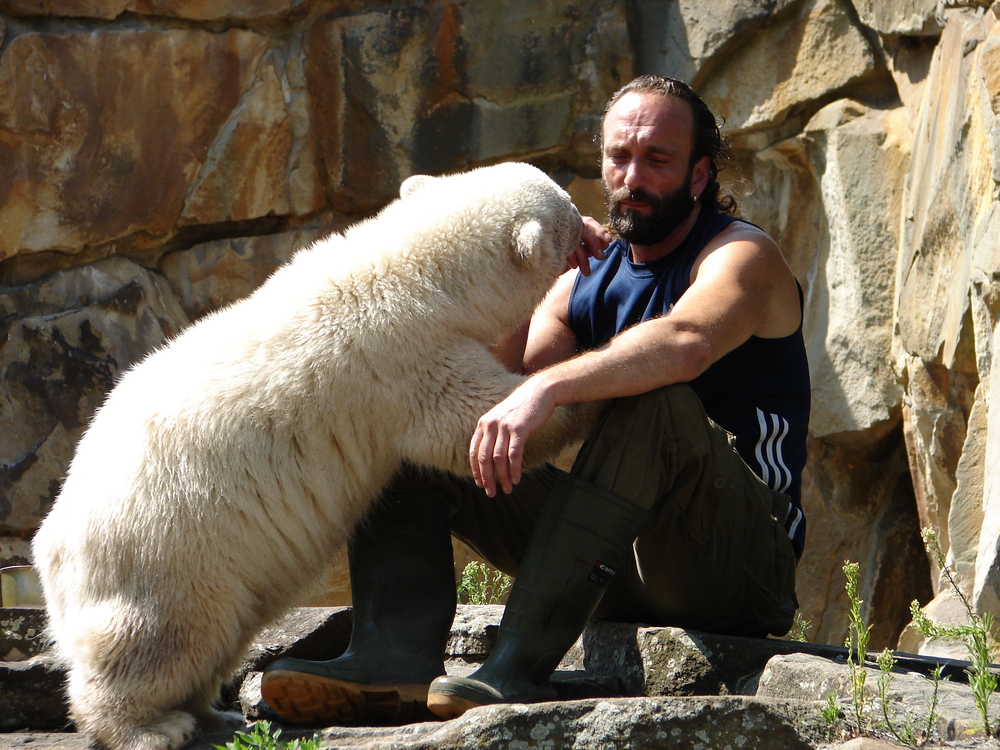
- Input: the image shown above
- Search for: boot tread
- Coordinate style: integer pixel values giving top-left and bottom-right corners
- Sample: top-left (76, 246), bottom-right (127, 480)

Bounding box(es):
top-left (261, 669), bottom-right (434, 726)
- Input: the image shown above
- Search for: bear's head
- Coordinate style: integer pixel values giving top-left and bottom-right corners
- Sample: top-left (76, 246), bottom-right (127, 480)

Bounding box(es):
top-left (384, 163), bottom-right (583, 341)
top-left (398, 163), bottom-right (582, 280)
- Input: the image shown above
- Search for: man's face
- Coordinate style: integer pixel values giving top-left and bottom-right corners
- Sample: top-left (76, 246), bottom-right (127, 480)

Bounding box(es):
top-left (601, 92), bottom-right (700, 247)
top-left (603, 172), bottom-right (694, 247)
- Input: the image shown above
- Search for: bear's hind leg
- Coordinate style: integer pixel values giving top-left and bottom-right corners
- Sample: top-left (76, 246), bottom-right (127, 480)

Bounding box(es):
top-left (73, 701), bottom-right (198, 750)
top-left (121, 712), bottom-right (199, 750)
top-left (67, 660), bottom-right (199, 750)
top-left (63, 600), bottom-right (241, 750)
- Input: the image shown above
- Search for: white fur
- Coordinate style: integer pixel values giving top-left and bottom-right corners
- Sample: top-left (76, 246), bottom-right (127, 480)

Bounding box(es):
top-left (32, 163), bottom-right (595, 750)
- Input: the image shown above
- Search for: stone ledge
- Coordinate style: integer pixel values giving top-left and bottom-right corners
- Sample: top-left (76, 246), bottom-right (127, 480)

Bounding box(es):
top-left (0, 608), bottom-right (47, 662)
top-left (0, 653), bottom-right (69, 732)
top-left (579, 618), bottom-right (982, 697)
top-left (0, 695), bottom-right (829, 750)
top-left (4, 606), bottom-right (999, 747)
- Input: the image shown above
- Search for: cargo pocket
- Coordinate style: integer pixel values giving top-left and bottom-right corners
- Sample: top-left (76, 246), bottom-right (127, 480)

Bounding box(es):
top-left (745, 492), bottom-right (799, 637)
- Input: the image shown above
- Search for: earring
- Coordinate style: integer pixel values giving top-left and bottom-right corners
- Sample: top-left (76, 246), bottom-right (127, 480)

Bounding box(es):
top-left (693, 195), bottom-right (698, 203)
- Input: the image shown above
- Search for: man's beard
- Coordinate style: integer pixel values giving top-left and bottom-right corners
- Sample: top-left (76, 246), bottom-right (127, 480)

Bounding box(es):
top-left (605, 173), bottom-right (696, 247)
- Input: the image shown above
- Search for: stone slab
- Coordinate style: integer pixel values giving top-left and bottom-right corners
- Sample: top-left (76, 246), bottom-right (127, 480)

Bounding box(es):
top-left (0, 607), bottom-right (46, 661)
top-left (0, 654), bottom-right (68, 732)
top-left (759, 651), bottom-right (1000, 741)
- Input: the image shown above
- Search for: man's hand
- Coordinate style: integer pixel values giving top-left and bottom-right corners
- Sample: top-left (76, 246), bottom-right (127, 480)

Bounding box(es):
top-left (564, 216), bottom-right (612, 276)
top-left (472, 216), bottom-right (610, 496)
top-left (470, 376), bottom-right (556, 497)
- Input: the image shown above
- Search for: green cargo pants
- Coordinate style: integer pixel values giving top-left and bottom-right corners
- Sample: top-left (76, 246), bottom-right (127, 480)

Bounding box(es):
top-left (400, 384), bottom-right (799, 638)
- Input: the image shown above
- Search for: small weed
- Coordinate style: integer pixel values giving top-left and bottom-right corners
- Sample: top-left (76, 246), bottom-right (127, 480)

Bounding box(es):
top-left (841, 561), bottom-right (943, 746)
top-left (924, 663), bottom-right (947, 741)
top-left (910, 528), bottom-right (999, 737)
top-left (214, 721), bottom-right (320, 750)
top-left (844, 560), bottom-right (873, 734)
top-left (875, 647), bottom-right (918, 746)
top-left (457, 561), bottom-right (512, 605)
top-left (789, 611), bottom-right (812, 642)
top-left (822, 691), bottom-right (843, 739)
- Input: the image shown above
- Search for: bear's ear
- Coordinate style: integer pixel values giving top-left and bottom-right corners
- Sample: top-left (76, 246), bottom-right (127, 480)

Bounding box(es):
top-left (400, 174), bottom-right (434, 198)
top-left (513, 219), bottom-right (549, 266)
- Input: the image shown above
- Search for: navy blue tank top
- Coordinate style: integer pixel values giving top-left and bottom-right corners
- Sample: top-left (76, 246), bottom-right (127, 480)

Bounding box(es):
top-left (568, 206), bottom-right (809, 557)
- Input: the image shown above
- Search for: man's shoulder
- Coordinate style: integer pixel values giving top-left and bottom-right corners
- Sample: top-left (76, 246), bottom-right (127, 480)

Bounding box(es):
top-left (713, 212), bottom-right (771, 240)
top-left (696, 213), bottom-right (801, 339)
top-left (699, 214), bottom-right (780, 264)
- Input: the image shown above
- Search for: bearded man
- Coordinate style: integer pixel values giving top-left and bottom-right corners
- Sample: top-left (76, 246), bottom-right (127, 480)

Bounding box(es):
top-left (261, 75), bottom-right (810, 724)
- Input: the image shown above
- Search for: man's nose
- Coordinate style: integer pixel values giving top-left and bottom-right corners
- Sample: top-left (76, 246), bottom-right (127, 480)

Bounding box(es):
top-left (623, 159), bottom-right (647, 191)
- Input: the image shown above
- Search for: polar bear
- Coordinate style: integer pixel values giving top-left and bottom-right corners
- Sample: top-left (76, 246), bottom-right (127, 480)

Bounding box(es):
top-left (32, 163), bottom-right (596, 750)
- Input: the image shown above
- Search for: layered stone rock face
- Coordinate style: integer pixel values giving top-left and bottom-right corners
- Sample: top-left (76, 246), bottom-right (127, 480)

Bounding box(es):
top-left (1, 0), bottom-right (998, 655)
top-left (637, 0), bottom-right (999, 650)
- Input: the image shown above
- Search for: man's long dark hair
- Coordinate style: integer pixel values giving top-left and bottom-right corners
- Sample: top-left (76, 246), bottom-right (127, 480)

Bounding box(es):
top-left (602, 75), bottom-right (738, 216)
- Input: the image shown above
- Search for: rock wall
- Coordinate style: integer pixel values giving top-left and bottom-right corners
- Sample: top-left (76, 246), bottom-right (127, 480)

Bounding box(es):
top-left (0, 0), bottom-right (997, 652)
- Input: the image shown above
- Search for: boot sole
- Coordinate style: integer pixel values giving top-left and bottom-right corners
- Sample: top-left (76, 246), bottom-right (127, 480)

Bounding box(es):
top-left (426, 674), bottom-right (560, 720)
top-left (425, 691), bottom-right (484, 720)
top-left (260, 669), bottom-right (435, 726)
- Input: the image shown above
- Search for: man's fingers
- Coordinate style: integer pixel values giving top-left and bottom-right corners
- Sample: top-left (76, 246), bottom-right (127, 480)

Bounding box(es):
top-left (581, 216), bottom-right (611, 257)
top-left (469, 430), bottom-right (484, 488)
top-left (472, 421), bottom-right (499, 496)
top-left (567, 216), bottom-right (611, 277)
top-left (477, 418), bottom-right (514, 498)
top-left (477, 443), bottom-right (497, 497)
top-left (492, 429), bottom-right (513, 495)
top-left (568, 244), bottom-right (588, 276)
top-left (471, 383), bottom-right (554, 498)
top-left (507, 433), bottom-right (526, 488)
top-left (471, 421), bottom-right (523, 497)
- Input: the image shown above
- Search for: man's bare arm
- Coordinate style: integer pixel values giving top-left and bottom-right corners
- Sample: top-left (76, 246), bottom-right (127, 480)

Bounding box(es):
top-left (522, 271), bottom-right (580, 374)
top-left (470, 225), bottom-right (802, 496)
top-left (489, 217), bottom-right (611, 375)
top-left (490, 321), bottom-right (531, 374)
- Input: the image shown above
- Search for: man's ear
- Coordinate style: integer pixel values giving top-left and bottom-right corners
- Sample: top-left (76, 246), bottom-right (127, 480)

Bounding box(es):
top-left (400, 174), bottom-right (434, 198)
top-left (514, 219), bottom-right (547, 266)
top-left (692, 155), bottom-right (711, 199)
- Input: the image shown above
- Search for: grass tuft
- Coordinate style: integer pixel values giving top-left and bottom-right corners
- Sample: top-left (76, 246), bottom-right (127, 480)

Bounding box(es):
top-left (457, 560), bottom-right (512, 605)
top-left (214, 720), bottom-right (320, 750)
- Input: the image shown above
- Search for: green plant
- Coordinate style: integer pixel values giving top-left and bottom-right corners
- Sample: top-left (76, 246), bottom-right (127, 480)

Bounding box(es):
top-left (844, 560), bottom-right (873, 734)
top-left (924, 663), bottom-right (947, 742)
top-left (875, 646), bottom-right (918, 746)
top-left (841, 562), bottom-right (944, 747)
top-left (214, 721), bottom-right (320, 750)
top-left (457, 561), bottom-right (512, 605)
top-left (909, 528), bottom-right (999, 737)
top-left (822, 691), bottom-right (843, 739)
top-left (789, 611), bottom-right (812, 642)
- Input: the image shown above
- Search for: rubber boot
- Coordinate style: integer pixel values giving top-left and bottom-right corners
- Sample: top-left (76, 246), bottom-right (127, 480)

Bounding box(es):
top-left (261, 490), bottom-right (456, 726)
top-left (426, 471), bottom-right (647, 719)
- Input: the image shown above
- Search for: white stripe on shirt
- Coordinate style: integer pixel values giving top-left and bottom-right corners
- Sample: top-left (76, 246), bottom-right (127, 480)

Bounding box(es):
top-left (755, 408), bottom-right (792, 494)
